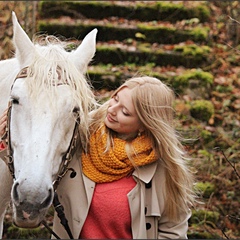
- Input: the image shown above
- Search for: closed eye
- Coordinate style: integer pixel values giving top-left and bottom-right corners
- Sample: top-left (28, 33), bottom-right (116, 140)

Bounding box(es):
top-left (123, 111), bottom-right (130, 116)
top-left (113, 95), bottom-right (118, 102)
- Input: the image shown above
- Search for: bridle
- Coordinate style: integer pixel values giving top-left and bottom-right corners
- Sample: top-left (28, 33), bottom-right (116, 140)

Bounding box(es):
top-left (2, 67), bottom-right (79, 239)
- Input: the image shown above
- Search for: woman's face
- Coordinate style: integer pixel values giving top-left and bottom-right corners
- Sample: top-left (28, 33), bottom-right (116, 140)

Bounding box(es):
top-left (104, 87), bottom-right (142, 135)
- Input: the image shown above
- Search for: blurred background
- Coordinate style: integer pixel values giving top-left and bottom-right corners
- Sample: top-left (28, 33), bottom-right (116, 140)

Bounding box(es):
top-left (0, 1), bottom-right (240, 239)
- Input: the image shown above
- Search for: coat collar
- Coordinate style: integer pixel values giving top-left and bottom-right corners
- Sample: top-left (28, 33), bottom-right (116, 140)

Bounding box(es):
top-left (132, 160), bottom-right (158, 184)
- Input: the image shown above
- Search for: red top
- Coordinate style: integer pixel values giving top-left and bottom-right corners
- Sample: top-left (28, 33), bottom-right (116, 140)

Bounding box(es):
top-left (0, 142), bottom-right (6, 150)
top-left (80, 176), bottom-right (136, 239)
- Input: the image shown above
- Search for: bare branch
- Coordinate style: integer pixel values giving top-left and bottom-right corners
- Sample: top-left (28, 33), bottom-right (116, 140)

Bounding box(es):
top-left (214, 147), bottom-right (240, 179)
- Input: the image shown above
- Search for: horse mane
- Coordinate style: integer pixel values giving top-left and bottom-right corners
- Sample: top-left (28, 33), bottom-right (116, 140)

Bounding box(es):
top-left (22, 35), bottom-right (97, 147)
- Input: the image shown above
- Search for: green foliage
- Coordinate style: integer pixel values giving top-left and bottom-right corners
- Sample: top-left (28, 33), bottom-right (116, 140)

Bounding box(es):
top-left (190, 100), bottom-right (214, 122)
top-left (195, 181), bottom-right (215, 198)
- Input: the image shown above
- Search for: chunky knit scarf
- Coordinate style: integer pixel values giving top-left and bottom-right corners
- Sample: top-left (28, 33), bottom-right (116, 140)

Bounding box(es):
top-left (81, 126), bottom-right (157, 183)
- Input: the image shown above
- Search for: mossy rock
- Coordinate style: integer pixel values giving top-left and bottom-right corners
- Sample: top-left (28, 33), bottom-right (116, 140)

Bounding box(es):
top-left (173, 69), bottom-right (213, 88)
top-left (171, 69), bottom-right (213, 97)
top-left (190, 100), bottom-right (214, 122)
top-left (195, 181), bottom-right (215, 198)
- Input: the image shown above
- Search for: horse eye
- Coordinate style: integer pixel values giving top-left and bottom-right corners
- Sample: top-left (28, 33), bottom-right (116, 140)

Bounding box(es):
top-left (12, 98), bottom-right (19, 104)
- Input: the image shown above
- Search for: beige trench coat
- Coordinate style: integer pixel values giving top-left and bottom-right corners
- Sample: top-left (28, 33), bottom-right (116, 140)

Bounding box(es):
top-left (52, 148), bottom-right (191, 239)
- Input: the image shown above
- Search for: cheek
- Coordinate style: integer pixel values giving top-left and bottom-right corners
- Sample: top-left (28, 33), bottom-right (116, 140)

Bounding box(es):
top-left (119, 116), bottom-right (138, 129)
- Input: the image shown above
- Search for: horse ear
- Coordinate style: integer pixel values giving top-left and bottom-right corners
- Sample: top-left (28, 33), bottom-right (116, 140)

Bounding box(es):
top-left (12, 11), bottom-right (35, 66)
top-left (72, 28), bottom-right (98, 73)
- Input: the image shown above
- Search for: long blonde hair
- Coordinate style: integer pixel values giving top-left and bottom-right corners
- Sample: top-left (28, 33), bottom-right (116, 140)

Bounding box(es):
top-left (90, 76), bottom-right (195, 221)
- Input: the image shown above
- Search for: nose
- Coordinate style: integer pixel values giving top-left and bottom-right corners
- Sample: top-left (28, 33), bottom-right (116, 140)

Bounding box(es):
top-left (12, 181), bottom-right (54, 209)
top-left (108, 104), bottom-right (117, 115)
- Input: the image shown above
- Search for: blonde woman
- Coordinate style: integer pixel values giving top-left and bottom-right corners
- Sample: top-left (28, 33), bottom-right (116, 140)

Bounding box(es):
top-left (0, 76), bottom-right (195, 239)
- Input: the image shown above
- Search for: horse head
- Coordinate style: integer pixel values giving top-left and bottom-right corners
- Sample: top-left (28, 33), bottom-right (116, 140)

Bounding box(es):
top-left (7, 12), bottom-right (97, 228)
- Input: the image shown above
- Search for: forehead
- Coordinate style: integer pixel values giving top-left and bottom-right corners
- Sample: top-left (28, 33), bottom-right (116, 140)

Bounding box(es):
top-left (117, 87), bottom-right (135, 111)
top-left (11, 78), bottom-right (74, 110)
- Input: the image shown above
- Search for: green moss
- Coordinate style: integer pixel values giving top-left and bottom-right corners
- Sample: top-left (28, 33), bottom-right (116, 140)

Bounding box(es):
top-left (190, 100), bottom-right (214, 122)
top-left (191, 26), bottom-right (210, 41)
top-left (195, 181), bottom-right (215, 198)
top-left (200, 129), bottom-right (214, 144)
top-left (190, 209), bottom-right (220, 225)
top-left (174, 44), bottom-right (211, 57)
top-left (6, 225), bottom-right (50, 239)
top-left (195, 4), bottom-right (211, 21)
top-left (215, 85), bottom-right (233, 93)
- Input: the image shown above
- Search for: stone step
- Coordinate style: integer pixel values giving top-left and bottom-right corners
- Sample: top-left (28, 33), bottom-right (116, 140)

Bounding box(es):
top-left (93, 41), bottom-right (212, 68)
top-left (87, 64), bottom-right (213, 103)
top-left (38, 18), bottom-right (209, 44)
top-left (39, 1), bottom-right (210, 23)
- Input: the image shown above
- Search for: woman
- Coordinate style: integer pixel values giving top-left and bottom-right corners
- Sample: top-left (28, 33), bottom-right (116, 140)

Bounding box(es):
top-left (0, 76), bottom-right (195, 239)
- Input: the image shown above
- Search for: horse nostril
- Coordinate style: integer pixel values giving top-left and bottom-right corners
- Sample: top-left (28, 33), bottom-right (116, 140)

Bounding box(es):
top-left (40, 188), bottom-right (54, 209)
top-left (13, 182), bottom-right (20, 203)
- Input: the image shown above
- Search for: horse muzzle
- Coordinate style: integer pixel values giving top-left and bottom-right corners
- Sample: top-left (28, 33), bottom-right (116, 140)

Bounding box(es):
top-left (12, 201), bottom-right (51, 228)
top-left (11, 181), bottom-right (54, 228)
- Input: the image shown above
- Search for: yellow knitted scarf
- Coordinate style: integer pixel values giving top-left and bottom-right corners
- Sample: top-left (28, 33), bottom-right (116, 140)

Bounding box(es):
top-left (81, 126), bottom-right (157, 183)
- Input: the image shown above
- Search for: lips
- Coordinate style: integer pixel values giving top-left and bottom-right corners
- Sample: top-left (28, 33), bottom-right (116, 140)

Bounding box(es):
top-left (107, 114), bottom-right (116, 123)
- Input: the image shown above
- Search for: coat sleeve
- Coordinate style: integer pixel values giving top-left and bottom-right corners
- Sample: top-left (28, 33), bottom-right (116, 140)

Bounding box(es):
top-left (157, 208), bottom-right (191, 239)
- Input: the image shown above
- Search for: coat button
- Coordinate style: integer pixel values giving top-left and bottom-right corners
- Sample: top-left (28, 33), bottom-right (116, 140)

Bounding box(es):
top-left (145, 180), bottom-right (152, 188)
top-left (146, 222), bottom-right (151, 230)
top-left (145, 207), bottom-right (147, 214)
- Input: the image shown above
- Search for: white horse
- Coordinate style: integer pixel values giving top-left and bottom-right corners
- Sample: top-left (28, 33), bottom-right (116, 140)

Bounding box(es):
top-left (0, 12), bottom-right (97, 238)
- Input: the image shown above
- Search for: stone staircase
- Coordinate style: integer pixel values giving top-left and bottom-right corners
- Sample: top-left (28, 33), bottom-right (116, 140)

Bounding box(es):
top-left (37, 1), bottom-right (213, 91)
